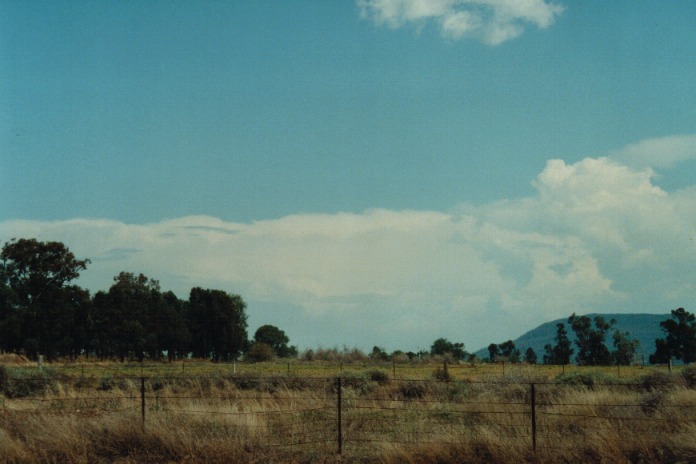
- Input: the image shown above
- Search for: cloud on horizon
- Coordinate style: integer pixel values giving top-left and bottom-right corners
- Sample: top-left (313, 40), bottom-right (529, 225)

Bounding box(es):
top-left (1, 135), bottom-right (694, 351)
top-left (608, 134), bottom-right (696, 169)
top-left (357, 0), bottom-right (565, 45)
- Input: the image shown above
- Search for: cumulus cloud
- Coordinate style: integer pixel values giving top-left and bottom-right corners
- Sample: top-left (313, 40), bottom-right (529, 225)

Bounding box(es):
top-left (2, 136), bottom-right (695, 351)
top-left (358, 0), bottom-right (565, 44)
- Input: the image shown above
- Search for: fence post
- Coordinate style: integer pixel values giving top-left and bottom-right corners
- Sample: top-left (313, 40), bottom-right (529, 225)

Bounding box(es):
top-left (141, 377), bottom-right (146, 431)
top-left (530, 382), bottom-right (536, 452)
top-left (336, 377), bottom-right (342, 455)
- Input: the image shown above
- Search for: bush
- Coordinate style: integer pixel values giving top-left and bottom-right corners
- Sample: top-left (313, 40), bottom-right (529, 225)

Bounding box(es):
top-left (244, 342), bottom-right (274, 363)
top-left (97, 376), bottom-right (115, 391)
top-left (2, 369), bottom-right (54, 398)
top-left (555, 370), bottom-right (616, 388)
top-left (640, 390), bottom-right (666, 414)
top-left (433, 366), bottom-right (453, 382)
top-left (398, 380), bottom-right (428, 399)
top-left (681, 366), bottom-right (696, 388)
top-left (0, 365), bottom-right (8, 392)
top-left (335, 373), bottom-right (372, 395)
top-left (301, 349), bottom-right (315, 361)
top-left (367, 369), bottom-right (390, 384)
top-left (636, 371), bottom-right (683, 392)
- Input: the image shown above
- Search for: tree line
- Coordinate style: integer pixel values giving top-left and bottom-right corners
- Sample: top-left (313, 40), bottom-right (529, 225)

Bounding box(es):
top-left (1, 238), bottom-right (694, 365)
top-left (0, 238), bottom-right (294, 362)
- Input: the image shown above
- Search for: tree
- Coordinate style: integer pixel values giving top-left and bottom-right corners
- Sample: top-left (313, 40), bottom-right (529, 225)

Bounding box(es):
top-left (650, 308), bottom-right (696, 364)
top-left (369, 346), bottom-right (389, 361)
top-left (0, 238), bottom-right (90, 360)
top-left (488, 343), bottom-right (499, 362)
top-left (612, 329), bottom-right (639, 366)
top-left (499, 340), bottom-right (521, 363)
top-left (0, 282), bottom-right (22, 354)
top-left (90, 272), bottom-right (162, 361)
top-left (430, 338), bottom-right (467, 361)
top-left (0, 238), bottom-right (90, 305)
top-left (157, 291), bottom-right (191, 362)
top-left (568, 314), bottom-right (613, 366)
top-left (543, 323), bottom-right (574, 365)
top-left (188, 287), bottom-right (247, 362)
top-left (524, 347), bottom-right (538, 364)
top-left (254, 324), bottom-right (297, 358)
top-left (649, 338), bottom-right (671, 365)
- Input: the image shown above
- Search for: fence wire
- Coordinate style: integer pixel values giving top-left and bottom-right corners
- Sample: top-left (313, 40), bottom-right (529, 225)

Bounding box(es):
top-left (1, 374), bottom-right (695, 455)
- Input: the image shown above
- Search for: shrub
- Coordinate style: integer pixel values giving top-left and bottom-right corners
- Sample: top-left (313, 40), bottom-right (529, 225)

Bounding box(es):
top-left (636, 371), bottom-right (683, 392)
top-left (335, 373), bottom-right (372, 395)
top-left (681, 366), bottom-right (696, 388)
top-left (97, 376), bottom-right (115, 391)
top-left (640, 390), bottom-right (666, 414)
top-left (244, 342), bottom-right (274, 363)
top-left (301, 349), bottom-right (315, 361)
top-left (3, 370), bottom-right (53, 398)
top-left (0, 365), bottom-right (8, 392)
top-left (433, 366), bottom-right (453, 382)
top-left (398, 380), bottom-right (428, 399)
top-left (555, 370), bottom-right (616, 388)
top-left (367, 369), bottom-right (390, 384)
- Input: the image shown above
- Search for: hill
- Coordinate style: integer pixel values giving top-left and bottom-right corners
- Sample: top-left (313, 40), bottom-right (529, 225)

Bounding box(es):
top-left (474, 313), bottom-right (669, 364)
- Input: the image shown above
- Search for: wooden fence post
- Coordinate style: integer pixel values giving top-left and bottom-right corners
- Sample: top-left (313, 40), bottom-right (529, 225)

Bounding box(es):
top-left (141, 377), bottom-right (146, 431)
top-left (336, 377), bottom-right (342, 455)
top-left (530, 382), bottom-right (537, 452)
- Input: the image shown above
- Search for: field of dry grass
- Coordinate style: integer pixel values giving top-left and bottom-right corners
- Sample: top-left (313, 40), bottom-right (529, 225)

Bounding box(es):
top-left (1, 360), bottom-right (695, 463)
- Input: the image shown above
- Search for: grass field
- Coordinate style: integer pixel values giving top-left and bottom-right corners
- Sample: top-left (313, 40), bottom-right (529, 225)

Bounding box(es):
top-left (1, 359), bottom-right (695, 463)
top-left (15, 356), bottom-right (681, 381)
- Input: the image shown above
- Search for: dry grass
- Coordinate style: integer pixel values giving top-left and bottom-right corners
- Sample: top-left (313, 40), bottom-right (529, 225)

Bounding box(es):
top-left (1, 364), bottom-right (695, 462)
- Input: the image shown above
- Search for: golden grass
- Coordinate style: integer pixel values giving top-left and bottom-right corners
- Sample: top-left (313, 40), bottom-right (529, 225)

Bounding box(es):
top-left (1, 362), bottom-right (695, 462)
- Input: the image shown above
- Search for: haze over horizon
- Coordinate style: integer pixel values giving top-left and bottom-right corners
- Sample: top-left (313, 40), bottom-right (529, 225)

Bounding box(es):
top-left (2, 1), bottom-right (695, 352)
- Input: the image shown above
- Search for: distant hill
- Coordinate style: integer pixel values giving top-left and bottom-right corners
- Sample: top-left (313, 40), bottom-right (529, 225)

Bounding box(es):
top-left (474, 313), bottom-right (669, 364)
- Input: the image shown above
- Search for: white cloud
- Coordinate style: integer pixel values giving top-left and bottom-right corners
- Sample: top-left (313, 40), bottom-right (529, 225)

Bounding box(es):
top-left (2, 135), bottom-right (695, 351)
top-left (608, 134), bottom-right (696, 169)
top-left (358, 0), bottom-right (565, 44)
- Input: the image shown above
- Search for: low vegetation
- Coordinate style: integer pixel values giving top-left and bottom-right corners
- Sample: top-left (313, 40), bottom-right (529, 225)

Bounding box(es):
top-left (1, 361), bottom-right (695, 463)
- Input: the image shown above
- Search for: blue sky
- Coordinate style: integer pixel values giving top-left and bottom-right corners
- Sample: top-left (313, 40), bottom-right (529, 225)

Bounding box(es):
top-left (2, 1), bottom-right (696, 353)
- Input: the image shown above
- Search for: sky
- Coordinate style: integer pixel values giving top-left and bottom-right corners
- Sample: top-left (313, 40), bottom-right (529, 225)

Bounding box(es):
top-left (1, 0), bottom-right (695, 353)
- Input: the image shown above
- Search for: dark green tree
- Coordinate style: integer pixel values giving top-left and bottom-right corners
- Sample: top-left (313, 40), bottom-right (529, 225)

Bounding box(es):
top-left (650, 308), bottom-right (696, 364)
top-left (369, 346), bottom-right (389, 361)
top-left (254, 324), bottom-right (296, 358)
top-left (568, 314), bottom-right (613, 366)
top-left (488, 343), bottom-right (499, 362)
top-left (0, 238), bottom-right (90, 360)
top-left (0, 282), bottom-right (22, 354)
top-left (188, 287), bottom-right (247, 362)
top-left (158, 291), bottom-right (191, 362)
top-left (649, 338), bottom-right (671, 365)
top-left (612, 329), bottom-right (639, 366)
top-left (543, 323), bottom-right (574, 365)
top-left (499, 340), bottom-right (521, 362)
top-left (90, 272), bottom-right (161, 361)
top-left (524, 347), bottom-right (537, 364)
top-left (430, 338), bottom-right (467, 361)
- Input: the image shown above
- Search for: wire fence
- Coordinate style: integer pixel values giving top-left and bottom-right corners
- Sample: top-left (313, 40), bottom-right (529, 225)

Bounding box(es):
top-left (1, 374), bottom-right (695, 456)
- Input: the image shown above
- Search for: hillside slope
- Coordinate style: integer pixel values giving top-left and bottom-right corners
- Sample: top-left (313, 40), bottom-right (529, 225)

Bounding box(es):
top-left (474, 313), bottom-right (669, 363)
